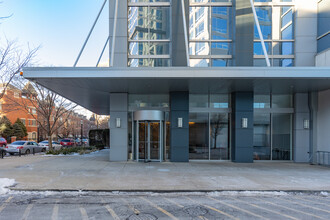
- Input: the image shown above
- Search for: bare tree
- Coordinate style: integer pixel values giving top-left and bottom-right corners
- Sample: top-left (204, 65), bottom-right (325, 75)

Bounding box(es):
top-left (5, 80), bottom-right (77, 150)
top-left (210, 114), bottom-right (227, 149)
top-left (0, 39), bottom-right (39, 100)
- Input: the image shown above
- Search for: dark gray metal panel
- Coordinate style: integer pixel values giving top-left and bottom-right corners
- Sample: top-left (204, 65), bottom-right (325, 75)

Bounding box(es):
top-left (170, 92), bottom-right (189, 162)
top-left (172, 0), bottom-right (189, 66)
top-left (109, 93), bottom-right (128, 161)
top-left (234, 0), bottom-right (254, 66)
top-left (294, 93), bottom-right (310, 163)
top-left (231, 92), bottom-right (254, 163)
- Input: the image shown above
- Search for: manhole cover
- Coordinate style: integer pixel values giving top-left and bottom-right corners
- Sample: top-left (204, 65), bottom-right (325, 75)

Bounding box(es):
top-left (184, 206), bottom-right (208, 216)
top-left (127, 213), bottom-right (158, 220)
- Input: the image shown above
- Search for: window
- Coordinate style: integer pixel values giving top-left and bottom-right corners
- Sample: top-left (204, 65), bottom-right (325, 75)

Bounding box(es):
top-left (128, 1), bottom-right (171, 67)
top-left (21, 119), bottom-right (26, 125)
top-left (32, 132), bottom-right (37, 140)
top-left (253, 1), bottom-right (295, 66)
top-left (14, 92), bottom-right (19, 98)
top-left (28, 119), bottom-right (37, 126)
top-left (29, 107), bottom-right (37, 115)
top-left (189, 3), bottom-right (233, 66)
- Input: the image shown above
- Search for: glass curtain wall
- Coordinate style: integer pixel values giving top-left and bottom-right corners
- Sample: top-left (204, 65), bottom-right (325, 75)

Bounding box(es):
top-left (253, 94), bottom-right (293, 160)
top-left (253, 0), bottom-right (295, 67)
top-left (189, 0), bottom-right (233, 67)
top-left (128, 0), bottom-right (171, 67)
top-left (189, 94), bottom-right (230, 160)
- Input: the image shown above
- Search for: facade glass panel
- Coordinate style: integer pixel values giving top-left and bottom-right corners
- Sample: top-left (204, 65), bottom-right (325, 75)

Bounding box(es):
top-left (254, 95), bottom-right (270, 108)
top-left (189, 2), bottom-right (232, 67)
top-left (253, 2), bottom-right (295, 66)
top-left (210, 113), bottom-right (229, 160)
top-left (128, 2), bottom-right (171, 67)
top-left (189, 94), bottom-right (209, 108)
top-left (272, 113), bottom-right (292, 160)
top-left (253, 113), bottom-right (271, 160)
top-left (128, 6), bottom-right (170, 40)
top-left (189, 113), bottom-right (209, 159)
top-left (212, 59), bottom-right (232, 66)
top-left (254, 7), bottom-right (272, 40)
top-left (129, 94), bottom-right (169, 110)
top-left (272, 94), bottom-right (292, 108)
top-left (210, 94), bottom-right (229, 108)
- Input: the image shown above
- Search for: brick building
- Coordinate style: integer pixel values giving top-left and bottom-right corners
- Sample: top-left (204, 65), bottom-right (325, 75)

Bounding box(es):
top-left (0, 83), bottom-right (38, 141)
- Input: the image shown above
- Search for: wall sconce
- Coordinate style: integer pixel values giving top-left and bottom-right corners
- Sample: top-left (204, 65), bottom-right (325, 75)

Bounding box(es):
top-left (116, 118), bottom-right (121, 128)
top-left (303, 119), bottom-right (310, 129)
top-left (178, 118), bottom-right (183, 128)
top-left (241, 118), bottom-right (248, 129)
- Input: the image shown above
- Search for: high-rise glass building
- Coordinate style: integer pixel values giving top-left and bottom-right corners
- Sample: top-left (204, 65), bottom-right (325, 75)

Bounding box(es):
top-left (25, 0), bottom-right (330, 164)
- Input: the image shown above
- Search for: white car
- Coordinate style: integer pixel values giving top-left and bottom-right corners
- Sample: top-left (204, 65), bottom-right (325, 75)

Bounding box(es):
top-left (6, 141), bottom-right (42, 155)
top-left (38, 141), bottom-right (62, 151)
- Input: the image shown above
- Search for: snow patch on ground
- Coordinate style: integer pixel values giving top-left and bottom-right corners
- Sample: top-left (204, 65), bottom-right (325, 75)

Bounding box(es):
top-left (0, 178), bottom-right (16, 194)
top-left (320, 191), bottom-right (329, 197)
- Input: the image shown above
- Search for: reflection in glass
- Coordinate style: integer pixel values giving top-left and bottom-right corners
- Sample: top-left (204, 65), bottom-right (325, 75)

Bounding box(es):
top-left (254, 7), bottom-right (272, 40)
top-left (189, 42), bottom-right (209, 55)
top-left (190, 59), bottom-right (210, 67)
top-left (273, 59), bottom-right (293, 67)
top-left (281, 25), bottom-right (293, 40)
top-left (211, 7), bottom-right (231, 40)
top-left (212, 59), bottom-right (232, 67)
top-left (189, 113), bottom-right (209, 160)
top-left (272, 114), bottom-right (292, 160)
top-left (253, 113), bottom-right (271, 160)
top-left (129, 58), bottom-right (171, 67)
top-left (128, 113), bottom-right (133, 160)
top-left (272, 95), bottom-right (292, 108)
top-left (210, 94), bottom-right (229, 108)
top-left (210, 113), bottom-right (229, 160)
top-left (189, 94), bottom-right (208, 108)
top-left (129, 42), bottom-right (170, 56)
top-left (254, 95), bottom-right (270, 108)
top-left (253, 59), bottom-right (267, 67)
top-left (129, 94), bottom-right (169, 110)
top-left (211, 42), bottom-right (231, 55)
top-left (128, 7), bottom-right (170, 40)
top-left (254, 42), bottom-right (272, 55)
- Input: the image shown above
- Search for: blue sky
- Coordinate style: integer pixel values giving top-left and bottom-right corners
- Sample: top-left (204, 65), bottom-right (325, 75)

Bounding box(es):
top-left (0, 0), bottom-right (109, 67)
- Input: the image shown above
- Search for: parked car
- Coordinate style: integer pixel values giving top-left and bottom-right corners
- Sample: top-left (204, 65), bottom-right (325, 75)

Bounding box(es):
top-left (75, 138), bottom-right (82, 146)
top-left (0, 137), bottom-right (7, 147)
top-left (38, 141), bottom-right (63, 151)
top-left (5, 141), bottom-right (42, 155)
top-left (60, 139), bottom-right (75, 147)
top-left (82, 138), bottom-right (89, 145)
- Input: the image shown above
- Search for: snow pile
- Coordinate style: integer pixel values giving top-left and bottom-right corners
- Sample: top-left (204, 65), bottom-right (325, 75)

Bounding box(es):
top-left (0, 178), bottom-right (16, 194)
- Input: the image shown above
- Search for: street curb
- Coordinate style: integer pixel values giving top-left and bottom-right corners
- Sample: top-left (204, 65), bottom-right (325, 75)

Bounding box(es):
top-left (9, 188), bottom-right (330, 194)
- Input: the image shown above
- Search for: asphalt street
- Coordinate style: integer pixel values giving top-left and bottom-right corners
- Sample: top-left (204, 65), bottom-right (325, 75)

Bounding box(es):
top-left (0, 191), bottom-right (329, 220)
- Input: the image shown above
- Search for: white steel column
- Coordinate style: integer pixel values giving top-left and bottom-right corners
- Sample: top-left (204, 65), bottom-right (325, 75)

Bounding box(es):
top-left (110, 0), bottom-right (119, 67)
top-left (181, 0), bottom-right (190, 66)
top-left (249, 0), bottom-right (271, 67)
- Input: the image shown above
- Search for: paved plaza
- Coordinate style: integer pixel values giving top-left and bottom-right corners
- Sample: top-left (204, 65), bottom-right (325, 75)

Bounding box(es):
top-left (0, 149), bottom-right (330, 192)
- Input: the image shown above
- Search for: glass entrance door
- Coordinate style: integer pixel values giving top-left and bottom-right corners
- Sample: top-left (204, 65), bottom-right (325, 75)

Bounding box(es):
top-left (136, 120), bottom-right (163, 162)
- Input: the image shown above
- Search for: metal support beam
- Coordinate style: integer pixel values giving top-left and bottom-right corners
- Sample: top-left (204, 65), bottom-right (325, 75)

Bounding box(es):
top-left (74, 0), bottom-right (108, 67)
top-left (181, 0), bottom-right (190, 67)
top-left (96, 37), bottom-right (110, 67)
top-left (110, 0), bottom-right (119, 67)
top-left (249, 0), bottom-right (271, 67)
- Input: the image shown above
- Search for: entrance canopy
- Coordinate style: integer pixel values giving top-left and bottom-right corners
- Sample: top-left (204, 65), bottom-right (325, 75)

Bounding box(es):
top-left (23, 67), bottom-right (330, 115)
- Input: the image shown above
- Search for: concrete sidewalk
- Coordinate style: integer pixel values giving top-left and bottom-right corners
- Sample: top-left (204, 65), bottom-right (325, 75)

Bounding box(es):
top-left (0, 149), bottom-right (330, 192)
